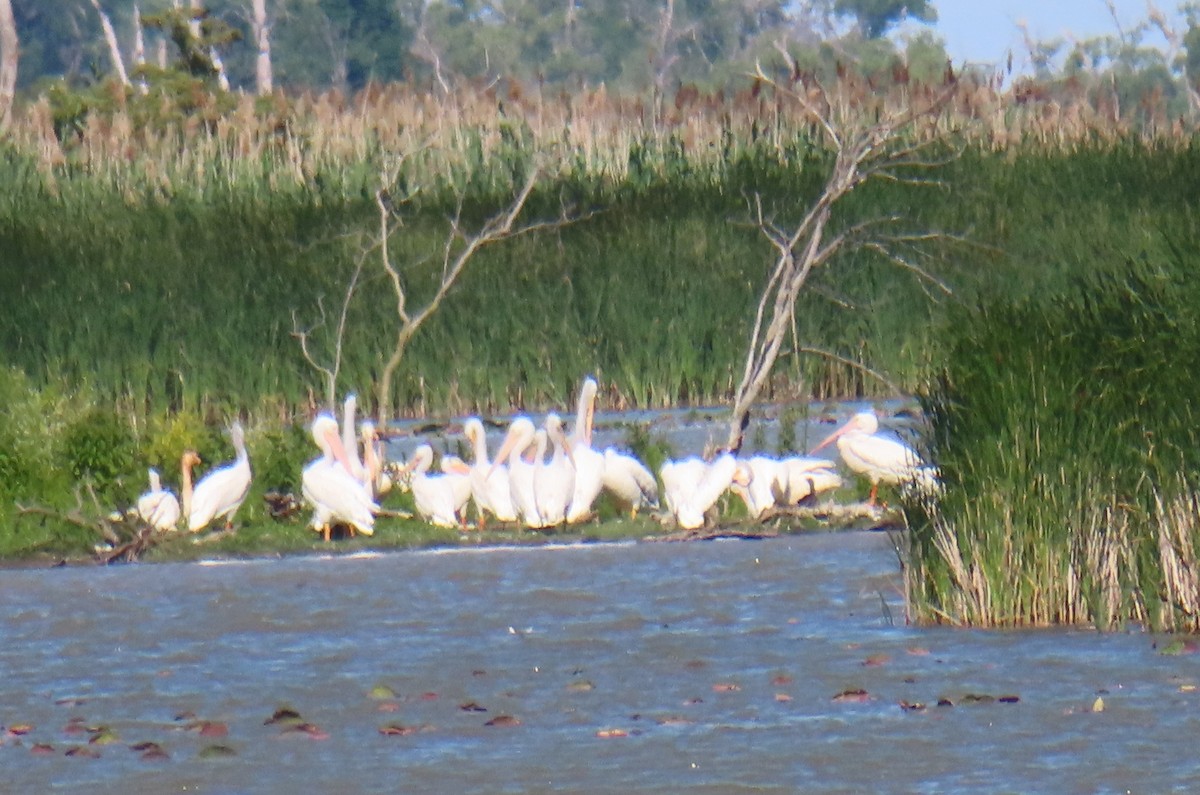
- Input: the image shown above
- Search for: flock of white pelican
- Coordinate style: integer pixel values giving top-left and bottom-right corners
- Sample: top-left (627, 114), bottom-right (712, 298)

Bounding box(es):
top-left (134, 378), bottom-right (939, 539)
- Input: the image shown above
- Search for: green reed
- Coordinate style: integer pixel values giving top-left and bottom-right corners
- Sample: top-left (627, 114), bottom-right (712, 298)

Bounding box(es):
top-left (905, 232), bottom-right (1200, 630)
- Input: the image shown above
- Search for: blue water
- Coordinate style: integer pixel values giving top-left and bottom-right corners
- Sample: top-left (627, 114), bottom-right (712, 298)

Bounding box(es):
top-left (2, 532), bottom-right (1198, 793)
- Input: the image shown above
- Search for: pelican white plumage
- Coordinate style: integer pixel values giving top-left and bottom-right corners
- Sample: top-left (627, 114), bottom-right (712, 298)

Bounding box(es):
top-left (302, 413), bottom-right (378, 539)
top-left (403, 445), bottom-right (471, 528)
top-left (566, 377), bottom-right (604, 523)
top-left (137, 468), bottom-right (181, 531)
top-left (731, 456), bottom-right (784, 519)
top-left (775, 456), bottom-right (843, 504)
top-left (464, 417), bottom-right (518, 525)
top-left (342, 394), bottom-right (368, 486)
top-left (360, 421), bottom-right (392, 499)
top-left (810, 409), bottom-right (937, 505)
top-left (492, 417), bottom-right (541, 528)
top-left (537, 414), bottom-right (575, 526)
top-left (661, 454), bottom-right (748, 530)
top-left (601, 448), bottom-right (658, 518)
top-left (727, 455), bottom-right (842, 519)
top-left (181, 421), bottom-right (252, 533)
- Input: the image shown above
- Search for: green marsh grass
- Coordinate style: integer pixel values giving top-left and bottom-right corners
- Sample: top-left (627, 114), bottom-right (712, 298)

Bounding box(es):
top-left (906, 240), bottom-right (1200, 630)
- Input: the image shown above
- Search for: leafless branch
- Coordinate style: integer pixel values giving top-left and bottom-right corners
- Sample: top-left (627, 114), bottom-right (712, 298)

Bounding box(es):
top-left (725, 71), bottom-right (966, 452)
top-left (374, 164), bottom-right (580, 423)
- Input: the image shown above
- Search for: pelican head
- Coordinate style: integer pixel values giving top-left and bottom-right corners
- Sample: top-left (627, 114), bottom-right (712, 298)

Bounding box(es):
top-left (490, 417), bottom-right (536, 477)
top-left (811, 409), bottom-right (879, 454)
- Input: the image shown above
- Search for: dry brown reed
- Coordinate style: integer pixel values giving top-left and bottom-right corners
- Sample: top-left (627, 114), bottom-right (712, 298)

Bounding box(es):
top-left (8, 72), bottom-right (1195, 189)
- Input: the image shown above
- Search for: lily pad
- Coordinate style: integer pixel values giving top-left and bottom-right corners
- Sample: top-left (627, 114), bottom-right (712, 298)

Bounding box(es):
top-left (832, 689), bottom-right (871, 703)
top-left (484, 715), bottom-right (521, 727)
top-left (65, 745), bottom-right (101, 758)
top-left (595, 728), bottom-right (627, 738)
top-left (379, 724), bottom-right (420, 736)
top-left (264, 707), bottom-right (304, 727)
top-left (369, 685), bottom-right (397, 701)
top-left (459, 701), bottom-right (488, 713)
top-left (566, 680), bottom-right (595, 692)
top-left (30, 743), bottom-right (55, 755)
top-left (199, 744), bottom-right (238, 759)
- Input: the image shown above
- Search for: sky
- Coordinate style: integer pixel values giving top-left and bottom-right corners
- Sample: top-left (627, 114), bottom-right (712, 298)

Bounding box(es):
top-left (899, 0), bottom-right (1186, 71)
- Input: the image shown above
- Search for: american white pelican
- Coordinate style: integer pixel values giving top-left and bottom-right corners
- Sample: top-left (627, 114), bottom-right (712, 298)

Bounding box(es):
top-left (492, 417), bottom-right (542, 528)
top-left (536, 414), bottom-right (575, 526)
top-left (181, 421), bottom-right (252, 533)
top-left (810, 409), bottom-right (937, 506)
top-left (360, 421), bottom-right (392, 499)
top-left (439, 454), bottom-right (475, 519)
top-left (342, 394), bottom-right (368, 485)
top-left (566, 377), bottom-right (604, 523)
top-left (775, 456), bottom-right (844, 504)
top-left (660, 454), bottom-right (749, 530)
top-left (403, 445), bottom-right (471, 529)
top-left (136, 468), bottom-right (181, 531)
top-left (601, 448), bottom-right (658, 518)
top-left (727, 455), bottom-right (842, 519)
top-left (731, 456), bottom-right (784, 519)
top-left (464, 417), bottom-right (518, 525)
top-left (302, 413), bottom-right (378, 540)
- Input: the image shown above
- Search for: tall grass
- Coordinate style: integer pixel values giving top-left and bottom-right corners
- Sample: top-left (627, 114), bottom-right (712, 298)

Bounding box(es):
top-left (905, 232), bottom-right (1200, 630)
top-left (4, 134), bottom-right (1198, 422)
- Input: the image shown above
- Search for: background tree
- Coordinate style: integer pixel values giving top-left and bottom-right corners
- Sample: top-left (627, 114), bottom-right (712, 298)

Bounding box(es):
top-left (833, 0), bottom-right (935, 40)
top-left (0, 0), bottom-right (16, 130)
top-left (726, 67), bottom-right (956, 452)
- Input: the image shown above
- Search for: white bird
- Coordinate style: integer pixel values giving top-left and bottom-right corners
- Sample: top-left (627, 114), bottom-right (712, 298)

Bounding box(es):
top-left (536, 414), bottom-right (575, 526)
top-left (810, 409), bottom-right (937, 506)
top-left (403, 445), bottom-right (471, 529)
top-left (302, 413), bottom-right (378, 540)
top-left (342, 394), bottom-right (368, 486)
top-left (360, 421), bottom-right (392, 499)
top-left (601, 447), bottom-right (658, 518)
top-left (730, 455), bottom-right (785, 519)
top-left (136, 468), bottom-right (181, 531)
top-left (566, 377), bottom-right (604, 523)
top-left (492, 417), bottom-right (542, 528)
top-left (181, 421), bottom-right (252, 533)
top-left (661, 454), bottom-right (749, 530)
top-left (775, 456), bottom-right (844, 505)
top-left (439, 454), bottom-right (475, 519)
top-left (731, 455), bottom-right (845, 518)
top-left (464, 417), bottom-right (518, 525)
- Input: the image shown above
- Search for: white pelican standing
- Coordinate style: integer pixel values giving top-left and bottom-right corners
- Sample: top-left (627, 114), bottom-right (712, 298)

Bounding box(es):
top-left (302, 413), bottom-right (378, 540)
top-left (181, 421), bottom-right (252, 533)
top-left (660, 454), bottom-right (749, 530)
top-left (536, 414), bottom-right (576, 526)
top-left (601, 448), bottom-right (658, 518)
top-left (464, 417), bottom-right (518, 525)
top-left (492, 417), bottom-right (542, 528)
top-left (566, 377), bottom-right (604, 523)
top-left (403, 445), bottom-right (471, 529)
top-left (136, 468), bottom-right (181, 531)
top-left (342, 394), bottom-right (368, 486)
top-left (810, 409), bottom-right (938, 506)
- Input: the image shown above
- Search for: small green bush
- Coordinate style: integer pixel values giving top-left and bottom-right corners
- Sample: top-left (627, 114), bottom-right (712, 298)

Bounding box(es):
top-left (61, 407), bottom-right (138, 499)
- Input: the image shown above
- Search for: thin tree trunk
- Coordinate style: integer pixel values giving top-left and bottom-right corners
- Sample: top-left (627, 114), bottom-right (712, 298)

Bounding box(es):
top-left (0, 0), bottom-right (16, 132)
top-left (89, 0), bottom-right (130, 87)
top-left (252, 0), bottom-right (272, 95)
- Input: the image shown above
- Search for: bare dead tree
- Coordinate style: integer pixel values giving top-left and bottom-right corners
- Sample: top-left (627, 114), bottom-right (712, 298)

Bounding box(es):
top-left (0, 0), bottom-right (16, 132)
top-left (291, 250), bottom-right (367, 411)
top-left (372, 162), bottom-right (578, 424)
top-left (90, 0), bottom-right (131, 87)
top-left (725, 66), bottom-right (960, 452)
top-left (251, 0), bottom-right (272, 94)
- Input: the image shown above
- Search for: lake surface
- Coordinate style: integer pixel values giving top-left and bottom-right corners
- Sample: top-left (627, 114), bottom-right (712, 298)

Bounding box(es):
top-left (3, 531), bottom-right (1199, 793)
